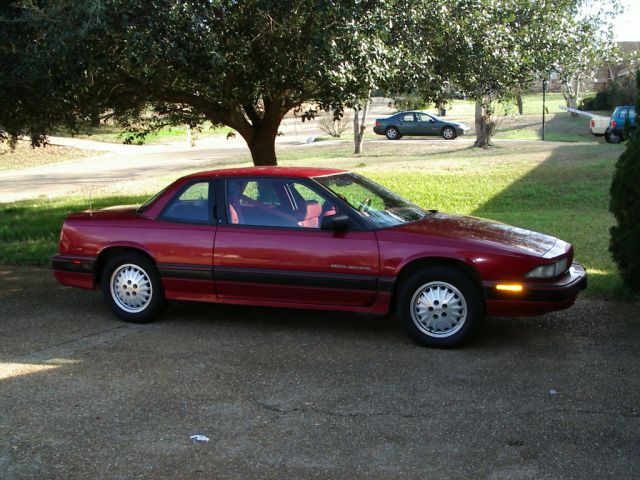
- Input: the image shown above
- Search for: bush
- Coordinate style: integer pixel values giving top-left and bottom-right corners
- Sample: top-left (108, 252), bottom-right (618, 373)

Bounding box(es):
top-left (580, 90), bottom-right (612, 111)
top-left (581, 75), bottom-right (637, 112)
top-left (318, 111), bottom-right (351, 137)
top-left (609, 70), bottom-right (640, 294)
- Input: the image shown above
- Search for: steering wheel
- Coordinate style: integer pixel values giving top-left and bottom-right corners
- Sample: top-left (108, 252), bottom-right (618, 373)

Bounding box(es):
top-left (357, 197), bottom-right (372, 212)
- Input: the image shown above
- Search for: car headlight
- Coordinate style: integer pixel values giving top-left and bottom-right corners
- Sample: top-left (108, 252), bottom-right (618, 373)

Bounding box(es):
top-left (525, 258), bottom-right (569, 279)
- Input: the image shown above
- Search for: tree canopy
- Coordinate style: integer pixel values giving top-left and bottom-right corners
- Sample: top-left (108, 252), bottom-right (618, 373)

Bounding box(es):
top-left (404, 0), bottom-right (616, 146)
top-left (1, 0), bottom-right (404, 165)
top-left (0, 0), bottom-right (619, 161)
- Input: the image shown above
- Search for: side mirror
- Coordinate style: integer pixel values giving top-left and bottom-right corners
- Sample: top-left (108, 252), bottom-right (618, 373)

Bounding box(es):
top-left (321, 214), bottom-right (349, 230)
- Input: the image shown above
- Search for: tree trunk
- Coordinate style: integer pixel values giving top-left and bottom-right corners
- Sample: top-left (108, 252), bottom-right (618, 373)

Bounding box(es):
top-left (231, 101), bottom-right (287, 166)
top-left (245, 128), bottom-right (278, 166)
top-left (562, 79), bottom-right (579, 117)
top-left (90, 110), bottom-right (100, 127)
top-left (353, 92), bottom-right (371, 155)
top-left (474, 99), bottom-right (494, 148)
top-left (515, 93), bottom-right (523, 115)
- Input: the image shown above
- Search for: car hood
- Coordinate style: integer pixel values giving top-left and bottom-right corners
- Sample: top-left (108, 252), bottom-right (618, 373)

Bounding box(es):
top-left (446, 120), bottom-right (469, 128)
top-left (393, 212), bottom-right (560, 256)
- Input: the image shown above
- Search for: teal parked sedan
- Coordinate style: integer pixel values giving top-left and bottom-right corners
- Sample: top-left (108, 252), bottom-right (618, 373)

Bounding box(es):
top-left (373, 111), bottom-right (471, 140)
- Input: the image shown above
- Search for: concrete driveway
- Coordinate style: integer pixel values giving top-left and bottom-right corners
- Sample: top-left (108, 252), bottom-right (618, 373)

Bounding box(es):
top-left (1, 266), bottom-right (638, 479)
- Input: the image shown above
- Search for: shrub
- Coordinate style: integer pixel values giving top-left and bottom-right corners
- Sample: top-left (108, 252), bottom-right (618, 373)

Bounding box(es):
top-left (580, 90), bottom-right (612, 111)
top-left (581, 75), bottom-right (637, 112)
top-left (609, 70), bottom-right (640, 294)
top-left (318, 111), bottom-right (351, 138)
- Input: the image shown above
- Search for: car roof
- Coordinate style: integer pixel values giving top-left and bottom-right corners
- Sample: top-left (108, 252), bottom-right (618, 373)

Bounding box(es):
top-left (183, 166), bottom-right (347, 180)
top-left (394, 110), bottom-right (435, 115)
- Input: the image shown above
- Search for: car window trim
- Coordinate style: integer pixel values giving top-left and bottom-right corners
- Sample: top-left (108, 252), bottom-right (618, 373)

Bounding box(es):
top-left (220, 176), bottom-right (370, 231)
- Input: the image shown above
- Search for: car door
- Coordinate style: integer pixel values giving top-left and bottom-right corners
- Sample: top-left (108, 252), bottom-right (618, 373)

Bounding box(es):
top-left (416, 112), bottom-right (439, 135)
top-left (397, 112), bottom-right (419, 135)
top-left (144, 180), bottom-right (217, 302)
top-left (213, 177), bottom-right (380, 308)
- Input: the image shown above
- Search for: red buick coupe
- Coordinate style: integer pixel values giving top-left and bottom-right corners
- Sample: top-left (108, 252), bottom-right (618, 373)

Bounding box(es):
top-left (51, 167), bottom-right (587, 347)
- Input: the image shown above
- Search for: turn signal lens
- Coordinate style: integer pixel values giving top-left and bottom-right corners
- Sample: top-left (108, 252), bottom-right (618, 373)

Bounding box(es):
top-left (496, 284), bottom-right (523, 292)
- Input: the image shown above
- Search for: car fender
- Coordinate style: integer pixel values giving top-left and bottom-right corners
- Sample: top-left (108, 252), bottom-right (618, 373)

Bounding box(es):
top-left (392, 251), bottom-right (483, 285)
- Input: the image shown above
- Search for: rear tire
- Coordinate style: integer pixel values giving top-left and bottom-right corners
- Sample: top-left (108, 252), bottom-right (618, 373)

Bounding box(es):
top-left (385, 127), bottom-right (400, 140)
top-left (397, 266), bottom-right (482, 347)
top-left (101, 252), bottom-right (165, 323)
top-left (605, 130), bottom-right (622, 144)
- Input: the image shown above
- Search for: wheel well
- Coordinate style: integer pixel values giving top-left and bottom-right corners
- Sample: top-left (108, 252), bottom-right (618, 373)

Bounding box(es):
top-left (390, 257), bottom-right (484, 311)
top-left (93, 247), bottom-right (155, 288)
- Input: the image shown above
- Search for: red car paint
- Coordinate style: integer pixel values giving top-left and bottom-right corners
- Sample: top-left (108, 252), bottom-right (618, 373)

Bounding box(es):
top-left (52, 167), bottom-right (586, 318)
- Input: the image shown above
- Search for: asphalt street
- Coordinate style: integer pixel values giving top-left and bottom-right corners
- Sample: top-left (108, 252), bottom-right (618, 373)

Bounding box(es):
top-left (1, 266), bottom-right (639, 479)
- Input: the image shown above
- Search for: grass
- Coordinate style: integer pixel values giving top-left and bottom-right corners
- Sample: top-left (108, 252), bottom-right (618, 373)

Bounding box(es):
top-left (277, 141), bottom-right (625, 298)
top-left (0, 140), bottom-right (627, 299)
top-left (52, 122), bottom-right (235, 144)
top-left (429, 92), bottom-right (575, 118)
top-left (0, 141), bottom-right (92, 171)
top-left (0, 195), bottom-right (148, 264)
top-left (492, 113), bottom-right (596, 142)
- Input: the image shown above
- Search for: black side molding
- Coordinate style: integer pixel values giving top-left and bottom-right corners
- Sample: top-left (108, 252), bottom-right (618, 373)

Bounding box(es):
top-left (50, 255), bottom-right (95, 274)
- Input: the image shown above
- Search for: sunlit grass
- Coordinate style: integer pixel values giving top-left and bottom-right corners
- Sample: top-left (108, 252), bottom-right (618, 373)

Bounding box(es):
top-left (52, 122), bottom-right (234, 144)
top-left (0, 140), bottom-right (626, 298)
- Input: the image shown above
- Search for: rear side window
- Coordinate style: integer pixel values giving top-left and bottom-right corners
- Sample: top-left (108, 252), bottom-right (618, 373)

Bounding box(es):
top-left (161, 181), bottom-right (212, 224)
top-left (401, 113), bottom-right (415, 122)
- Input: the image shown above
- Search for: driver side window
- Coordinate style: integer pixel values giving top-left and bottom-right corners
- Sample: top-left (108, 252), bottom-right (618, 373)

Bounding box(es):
top-left (226, 178), bottom-right (333, 229)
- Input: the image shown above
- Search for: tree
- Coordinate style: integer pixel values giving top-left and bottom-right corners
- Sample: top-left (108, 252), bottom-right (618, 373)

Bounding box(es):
top-left (609, 70), bottom-right (640, 294)
top-left (0, 0), bottom-right (396, 166)
top-left (406, 0), bottom-right (617, 147)
top-left (353, 92), bottom-right (371, 155)
top-left (554, 1), bottom-right (620, 115)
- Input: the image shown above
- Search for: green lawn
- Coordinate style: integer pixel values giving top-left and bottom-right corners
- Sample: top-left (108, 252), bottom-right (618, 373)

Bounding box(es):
top-left (0, 140), bottom-right (627, 299)
top-left (52, 122), bottom-right (235, 144)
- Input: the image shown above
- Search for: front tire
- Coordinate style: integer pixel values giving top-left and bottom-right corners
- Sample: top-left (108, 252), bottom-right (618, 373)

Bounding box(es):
top-left (101, 252), bottom-right (165, 323)
top-left (442, 126), bottom-right (457, 140)
top-left (397, 266), bottom-right (482, 347)
top-left (385, 127), bottom-right (400, 140)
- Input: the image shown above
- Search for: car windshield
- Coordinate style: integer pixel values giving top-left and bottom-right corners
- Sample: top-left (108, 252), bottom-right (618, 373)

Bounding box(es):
top-left (313, 172), bottom-right (428, 227)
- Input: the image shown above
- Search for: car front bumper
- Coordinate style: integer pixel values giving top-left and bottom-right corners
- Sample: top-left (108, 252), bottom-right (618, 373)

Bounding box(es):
top-left (483, 262), bottom-right (587, 316)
